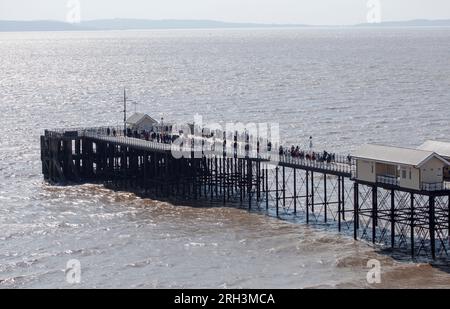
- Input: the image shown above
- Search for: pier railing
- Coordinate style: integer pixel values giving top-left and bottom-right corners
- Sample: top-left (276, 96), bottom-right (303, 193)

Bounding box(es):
top-left (278, 154), bottom-right (353, 174)
top-left (87, 134), bottom-right (173, 152)
top-left (89, 135), bottom-right (353, 175)
top-left (46, 126), bottom-right (355, 175)
top-left (377, 175), bottom-right (400, 187)
top-left (45, 126), bottom-right (126, 138)
top-left (421, 182), bottom-right (450, 191)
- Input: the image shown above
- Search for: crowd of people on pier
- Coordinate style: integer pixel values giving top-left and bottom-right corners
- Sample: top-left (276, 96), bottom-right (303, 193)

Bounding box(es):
top-left (106, 127), bottom-right (175, 144)
top-left (106, 128), bottom-right (117, 137)
top-left (273, 136), bottom-right (347, 164)
top-left (104, 127), bottom-right (351, 165)
top-left (278, 145), bottom-right (339, 164)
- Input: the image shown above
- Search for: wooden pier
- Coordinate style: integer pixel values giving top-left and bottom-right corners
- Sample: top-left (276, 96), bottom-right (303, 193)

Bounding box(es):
top-left (40, 127), bottom-right (450, 261)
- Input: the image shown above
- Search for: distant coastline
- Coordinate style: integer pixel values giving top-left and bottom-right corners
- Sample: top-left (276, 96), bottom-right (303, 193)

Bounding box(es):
top-left (1, 18), bottom-right (450, 32)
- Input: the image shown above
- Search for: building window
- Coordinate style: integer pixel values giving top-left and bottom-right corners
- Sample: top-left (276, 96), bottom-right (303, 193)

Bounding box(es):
top-left (371, 164), bottom-right (374, 174)
top-left (402, 170), bottom-right (407, 179)
top-left (409, 169), bottom-right (412, 179)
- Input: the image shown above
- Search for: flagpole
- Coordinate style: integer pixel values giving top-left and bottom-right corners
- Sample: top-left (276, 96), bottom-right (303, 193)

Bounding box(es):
top-left (123, 88), bottom-right (127, 135)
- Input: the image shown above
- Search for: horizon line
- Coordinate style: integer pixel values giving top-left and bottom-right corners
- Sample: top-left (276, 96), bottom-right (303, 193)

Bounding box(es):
top-left (2, 17), bottom-right (450, 27)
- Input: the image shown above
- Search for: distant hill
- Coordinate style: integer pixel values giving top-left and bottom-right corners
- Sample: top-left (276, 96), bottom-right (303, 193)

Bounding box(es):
top-left (0, 20), bottom-right (90, 31)
top-left (80, 19), bottom-right (306, 30)
top-left (356, 19), bottom-right (450, 27)
top-left (0, 19), bottom-right (307, 32)
top-left (1, 18), bottom-right (450, 32)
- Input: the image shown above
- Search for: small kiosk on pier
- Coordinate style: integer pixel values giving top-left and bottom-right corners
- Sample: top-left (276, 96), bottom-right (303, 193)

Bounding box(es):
top-left (352, 144), bottom-right (450, 192)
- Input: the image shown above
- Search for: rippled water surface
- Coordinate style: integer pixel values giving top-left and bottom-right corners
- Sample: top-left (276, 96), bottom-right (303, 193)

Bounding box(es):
top-left (1, 28), bottom-right (450, 288)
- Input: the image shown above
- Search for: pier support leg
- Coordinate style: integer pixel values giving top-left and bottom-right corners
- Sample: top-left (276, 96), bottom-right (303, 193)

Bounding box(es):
top-left (215, 157), bottom-right (218, 198)
top-left (341, 177), bottom-right (346, 221)
top-left (205, 158), bottom-right (208, 198)
top-left (239, 159), bottom-right (243, 204)
top-left (248, 159), bottom-right (252, 210)
top-left (354, 182), bottom-right (359, 240)
top-left (311, 171), bottom-right (315, 213)
top-left (429, 195), bottom-right (436, 260)
top-left (282, 166), bottom-right (286, 209)
top-left (338, 176), bottom-right (342, 232)
top-left (265, 166), bottom-right (269, 211)
top-left (223, 157), bottom-right (226, 204)
top-left (372, 186), bottom-right (378, 244)
top-left (306, 170), bottom-right (309, 224)
top-left (210, 158), bottom-right (214, 200)
top-left (257, 161), bottom-right (261, 203)
top-left (391, 190), bottom-right (395, 249)
top-left (276, 167), bottom-right (279, 217)
top-left (75, 139), bottom-right (81, 179)
top-left (411, 193), bottom-right (415, 258)
top-left (293, 168), bottom-right (297, 215)
top-left (143, 153), bottom-right (148, 195)
top-left (447, 195), bottom-right (450, 249)
top-left (324, 174), bottom-right (328, 223)
top-left (192, 157), bottom-right (197, 200)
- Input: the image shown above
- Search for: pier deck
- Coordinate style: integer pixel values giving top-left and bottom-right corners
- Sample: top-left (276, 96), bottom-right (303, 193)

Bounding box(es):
top-left (87, 133), bottom-right (354, 177)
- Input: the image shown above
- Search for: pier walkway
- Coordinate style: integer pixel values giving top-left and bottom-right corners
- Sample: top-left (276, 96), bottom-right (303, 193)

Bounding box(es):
top-left (62, 127), bottom-right (354, 177)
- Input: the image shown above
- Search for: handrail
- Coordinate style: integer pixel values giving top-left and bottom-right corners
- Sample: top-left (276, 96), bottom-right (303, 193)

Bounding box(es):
top-left (377, 175), bottom-right (400, 186)
top-left (421, 182), bottom-right (450, 191)
top-left (45, 127), bottom-right (355, 174)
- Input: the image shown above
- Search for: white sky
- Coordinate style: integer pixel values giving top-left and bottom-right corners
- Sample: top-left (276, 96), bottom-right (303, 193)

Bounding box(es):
top-left (1, 0), bottom-right (450, 25)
